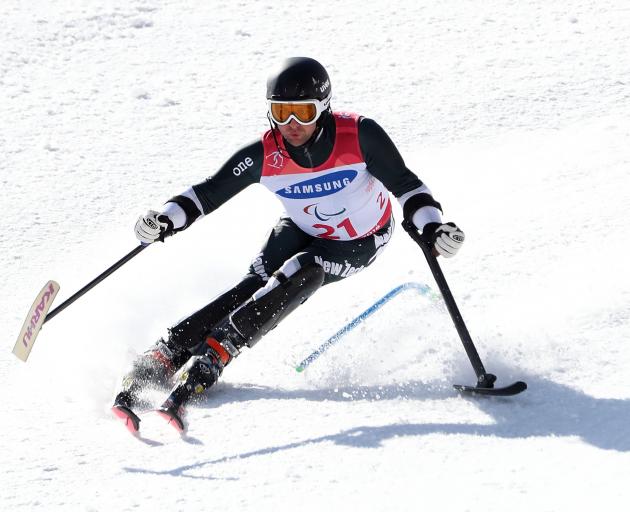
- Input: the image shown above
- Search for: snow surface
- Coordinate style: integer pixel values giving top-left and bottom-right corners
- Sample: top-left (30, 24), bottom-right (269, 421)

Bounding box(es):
top-left (2, 1), bottom-right (630, 510)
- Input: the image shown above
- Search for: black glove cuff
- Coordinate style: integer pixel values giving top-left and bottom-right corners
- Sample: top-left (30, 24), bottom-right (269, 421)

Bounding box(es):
top-left (419, 222), bottom-right (441, 244)
top-left (156, 215), bottom-right (175, 242)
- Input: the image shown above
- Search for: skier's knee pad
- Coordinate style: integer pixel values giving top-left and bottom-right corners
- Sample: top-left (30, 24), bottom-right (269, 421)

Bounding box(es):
top-left (167, 273), bottom-right (265, 349)
top-left (226, 262), bottom-right (325, 349)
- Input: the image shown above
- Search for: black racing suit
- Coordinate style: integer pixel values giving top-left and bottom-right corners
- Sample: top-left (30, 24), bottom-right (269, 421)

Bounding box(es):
top-left (162, 112), bottom-right (441, 350)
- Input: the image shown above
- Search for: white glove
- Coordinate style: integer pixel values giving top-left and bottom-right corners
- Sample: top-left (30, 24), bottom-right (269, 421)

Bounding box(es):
top-left (135, 210), bottom-right (174, 244)
top-left (425, 222), bottom-right (465, 258)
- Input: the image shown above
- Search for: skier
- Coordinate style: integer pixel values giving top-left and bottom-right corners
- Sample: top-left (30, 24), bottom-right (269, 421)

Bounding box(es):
top-left (111, 57), bottom-right (465, 433)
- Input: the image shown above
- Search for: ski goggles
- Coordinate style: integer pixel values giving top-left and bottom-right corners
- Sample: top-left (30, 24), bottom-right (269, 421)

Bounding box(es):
top-left (267, 92), bottom-right (331, 126)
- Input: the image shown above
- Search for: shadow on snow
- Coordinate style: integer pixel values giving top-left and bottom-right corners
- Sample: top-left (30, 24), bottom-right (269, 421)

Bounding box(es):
top-left (123, 372), bottom-right (630, 479)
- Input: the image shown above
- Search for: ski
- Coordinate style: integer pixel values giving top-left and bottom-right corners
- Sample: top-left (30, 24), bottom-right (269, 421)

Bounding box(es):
top-left (155, 399), bottom-right (186, 433)
top-left (111, 404), bottom-right (141, 435)
top-left (13, 281), bottom-right (61, 362)
top-left (454, 380), bottom-right (527, 396)
top-left (155, 408), bottom-right (186, 433)
top-left (13, 246), bottom-right (147, 362)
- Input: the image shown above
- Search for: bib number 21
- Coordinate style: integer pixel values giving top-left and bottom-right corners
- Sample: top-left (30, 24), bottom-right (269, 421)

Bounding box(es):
top-left (313, 217), bottom-right (358, 240)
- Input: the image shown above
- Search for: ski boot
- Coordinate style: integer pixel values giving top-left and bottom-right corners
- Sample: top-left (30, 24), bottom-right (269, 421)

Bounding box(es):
top-left (112, 337), bottom-right (190, 433)
top-left (157, 335), bottom-right (236, 432)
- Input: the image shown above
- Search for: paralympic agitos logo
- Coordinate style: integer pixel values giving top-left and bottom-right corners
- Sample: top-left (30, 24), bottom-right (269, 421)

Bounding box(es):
top-left (276, 170), bottom-right (357, 199)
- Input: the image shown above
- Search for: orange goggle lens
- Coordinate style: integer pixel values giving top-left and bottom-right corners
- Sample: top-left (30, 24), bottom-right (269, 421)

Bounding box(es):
top-left (270, 102), bottom-right (318, 124)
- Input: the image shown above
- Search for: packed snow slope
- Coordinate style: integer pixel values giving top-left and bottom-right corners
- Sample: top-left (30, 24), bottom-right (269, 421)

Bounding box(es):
top-left (2, 1), bottom-right (630, 511)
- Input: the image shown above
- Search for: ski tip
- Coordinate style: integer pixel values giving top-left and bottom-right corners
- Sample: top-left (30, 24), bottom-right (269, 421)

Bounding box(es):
top-left (295, 366), bottom-right (304, 373)
top-left (156, 408), bottom-right (186, 433)
top-left (13, 280), bottom-right (61, 363)
top-left (111, 405), bottom-right (141, 434)
top-left (453, 380), bottom-right (527, 397)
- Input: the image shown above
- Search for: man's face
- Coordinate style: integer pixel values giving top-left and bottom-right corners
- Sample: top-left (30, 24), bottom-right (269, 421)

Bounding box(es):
top-left (276, 119), bottom-right (317, 147)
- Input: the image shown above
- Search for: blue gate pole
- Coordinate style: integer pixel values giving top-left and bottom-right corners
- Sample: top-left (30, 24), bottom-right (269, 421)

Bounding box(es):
top-left (296, 282), bottom-right (432, 372)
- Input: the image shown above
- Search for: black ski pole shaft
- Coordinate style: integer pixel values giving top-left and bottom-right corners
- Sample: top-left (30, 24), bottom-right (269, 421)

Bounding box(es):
top-left (403, 222), bottom-right (489, 382)
top-left (419, 241), bottom-right (487, 378)
top-left (44, 244), bottom-right (147, 324)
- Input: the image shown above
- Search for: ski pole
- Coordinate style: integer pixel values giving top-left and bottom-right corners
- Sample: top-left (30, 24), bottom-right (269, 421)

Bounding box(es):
top-left (12, 244), bottom-right (148, 362)
top-left (46, 244), bottom-right (147, 323)
top-left (403, 220), bottom-right (526, 395)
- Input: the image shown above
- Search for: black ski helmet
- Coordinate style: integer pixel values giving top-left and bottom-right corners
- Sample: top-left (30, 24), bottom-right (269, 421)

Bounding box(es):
top-left (266, 57), bottom-right (331, 102)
